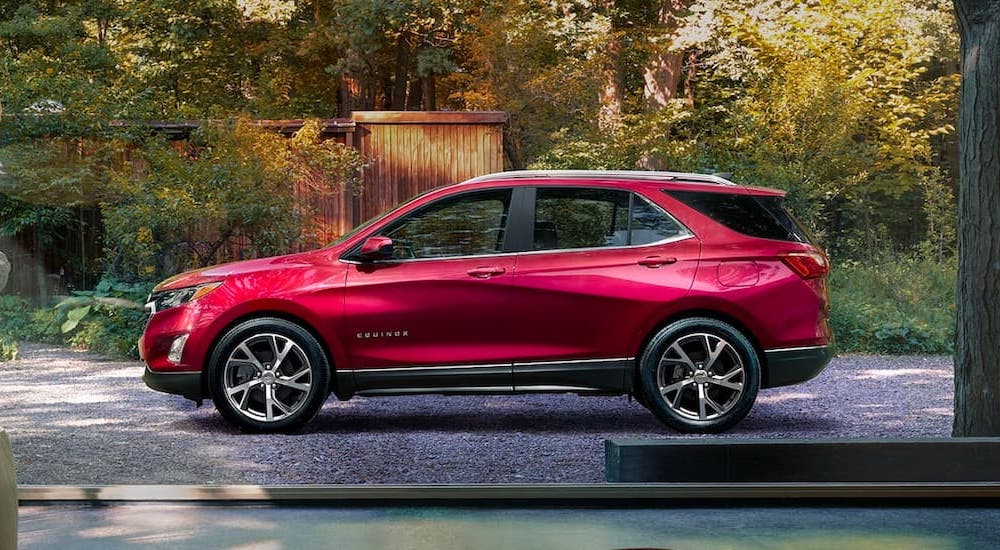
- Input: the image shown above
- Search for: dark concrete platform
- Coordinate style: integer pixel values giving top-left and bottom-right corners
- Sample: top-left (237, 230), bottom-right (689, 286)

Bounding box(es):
top-left (606, 438), bottom-right (1000, 483)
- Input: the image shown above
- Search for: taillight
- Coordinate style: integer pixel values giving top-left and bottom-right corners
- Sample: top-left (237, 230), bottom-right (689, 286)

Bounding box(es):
top-left (781, 252), bottom-right (829, 279)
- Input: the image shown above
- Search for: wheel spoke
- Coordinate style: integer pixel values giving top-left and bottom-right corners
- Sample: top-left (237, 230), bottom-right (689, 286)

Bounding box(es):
top-left (664, 342), bottom-right (696, 370)
top-left (707, 369), bottom-right (743, 391)
top-left (272, 396), bottom-right (293, 415)
top-left (236, 343), bottom-right (266, 373)
top-left (238, 386), bottom-right (253, 410)
top-left (286, 366), bottom-right (311, 382)
top-left (703, 335), bottom-right (726, 371)
top-left (704, 393), bottom-right (724, 414)
top-left (273, 336), bottom-right (294, 368)
top-left (227, 379), bottom-right (259, 397)
top-left (265, 385), bottom-right (275, 421)
top-left (697, 384), bottom-right (708, 420)
top-left (275, 379), bottom-right (310, 392)
top-left (660, 379), bottom-right (692, 396)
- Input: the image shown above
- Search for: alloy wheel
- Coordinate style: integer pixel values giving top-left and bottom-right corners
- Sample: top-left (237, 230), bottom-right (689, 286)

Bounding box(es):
top-left (655, 332), bottom-right (746, 421)
top-left (222, 333), bottom-right (313, 423)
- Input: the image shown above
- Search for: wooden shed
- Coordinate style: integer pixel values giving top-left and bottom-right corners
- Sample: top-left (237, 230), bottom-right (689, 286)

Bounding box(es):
top-left (352, 111), bottom-right (505, 225)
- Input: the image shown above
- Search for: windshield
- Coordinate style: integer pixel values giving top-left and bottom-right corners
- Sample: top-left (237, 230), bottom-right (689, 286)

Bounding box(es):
top-left (326, 187), bottom-right (441, 247)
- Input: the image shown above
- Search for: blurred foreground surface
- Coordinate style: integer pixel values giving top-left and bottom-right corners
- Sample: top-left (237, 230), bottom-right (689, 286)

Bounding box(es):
top-left (19, 503), bottom-right (1000, 549)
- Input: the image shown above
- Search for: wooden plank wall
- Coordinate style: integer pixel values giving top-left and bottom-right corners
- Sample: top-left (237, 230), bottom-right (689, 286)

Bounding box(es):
top-left (353, 111), bottom-right (505, 225)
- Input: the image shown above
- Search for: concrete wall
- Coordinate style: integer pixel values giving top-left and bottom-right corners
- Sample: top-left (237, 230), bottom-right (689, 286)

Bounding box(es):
top-left (0, 431), bottom-right (15, 550)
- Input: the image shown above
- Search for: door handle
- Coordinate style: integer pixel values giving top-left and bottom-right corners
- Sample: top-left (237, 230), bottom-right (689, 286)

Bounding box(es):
top-left (467, 266), bottom-right (507, 278)
top-left (637, 256), bottom-right (677, 268)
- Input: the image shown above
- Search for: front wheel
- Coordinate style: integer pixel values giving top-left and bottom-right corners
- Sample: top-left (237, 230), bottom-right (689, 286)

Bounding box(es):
top-left (639, 318), bottom-right (760, 433)
top-left (209, 318), bottom-right (330, 433)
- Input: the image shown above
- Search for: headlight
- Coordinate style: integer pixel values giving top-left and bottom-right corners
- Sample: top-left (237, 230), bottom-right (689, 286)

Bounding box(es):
top-left (146, 282), bottom-right (223, 314)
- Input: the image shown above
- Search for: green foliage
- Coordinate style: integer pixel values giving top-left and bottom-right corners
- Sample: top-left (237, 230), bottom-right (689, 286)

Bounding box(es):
top-left (829, 256), bottom-right (956, 354)
top-left (65, 305), bottom-right (147, 358)
top-left (55, 277), bottom-right (148, 332)
top-left (102, 119), bottom-right (363, 281)
top-left (0, 332), bottom-right (16, 361)
top-left (0, 278), bottom-right (150, 359)
top-left (0, 295), bottom-right (62, 345)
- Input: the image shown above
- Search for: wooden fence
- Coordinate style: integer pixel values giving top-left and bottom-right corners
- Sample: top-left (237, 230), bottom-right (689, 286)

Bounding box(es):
top-left (2, 111), bottom-right (506, 298)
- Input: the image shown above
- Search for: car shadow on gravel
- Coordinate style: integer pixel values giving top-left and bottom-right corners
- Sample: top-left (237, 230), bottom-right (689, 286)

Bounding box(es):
top-left (177, 400), bottom-right (664, 435)
top-left (305, 411), bottom-right (662, 435)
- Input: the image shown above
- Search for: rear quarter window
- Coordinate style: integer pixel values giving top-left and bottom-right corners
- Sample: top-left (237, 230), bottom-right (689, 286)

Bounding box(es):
top-left (665, 189), bottom-right (810, 243)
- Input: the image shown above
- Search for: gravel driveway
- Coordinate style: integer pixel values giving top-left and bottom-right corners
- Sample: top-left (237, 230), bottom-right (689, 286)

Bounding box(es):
top-left (0, 343), bottom-right (953, 485)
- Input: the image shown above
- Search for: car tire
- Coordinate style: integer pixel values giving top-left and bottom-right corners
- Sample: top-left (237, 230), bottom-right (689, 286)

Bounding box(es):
top-left (639, 317), bottom-right (760, 433)
top-left (209, 317), bottom-right (330, 433)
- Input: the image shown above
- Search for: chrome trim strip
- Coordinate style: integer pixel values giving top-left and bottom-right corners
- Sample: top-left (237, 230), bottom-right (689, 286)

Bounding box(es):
top-left (342, 357), bottom-right (635, 374)
top-left (464, 170), bottom-right (738, 187)
top-left (515, 357), bottom-right (633, 367)
top-left (764, 345), bottom-right (830, 353)
top-left (512, 385), bottom-right (608, 392)
top-left (341, 363), bottom-right (510, 374)
top-left (20, 482), bottom-right (1000, 502)
top-left (357, 386), bottom-right (511, 395)
top-left (514, 234), bottom-right (695, 258)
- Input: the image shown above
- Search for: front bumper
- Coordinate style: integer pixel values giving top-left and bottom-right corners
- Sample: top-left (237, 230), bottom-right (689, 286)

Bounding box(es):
top-left (762, 345), bottom-right (833, 389)
top-left (142, 367), bottom-right (204, 402)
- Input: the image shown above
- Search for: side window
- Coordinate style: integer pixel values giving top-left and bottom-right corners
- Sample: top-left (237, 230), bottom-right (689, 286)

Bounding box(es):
top-left (630, 194), bottom-right (688, 245)
top-left (532, 188), bottom-right (689, 251)
top-left (380, 189), bottom-right (511, 259)
top-left (533, 188), bottom-right (630, 250)
top-left (665, 189), bottom-right (808, 243)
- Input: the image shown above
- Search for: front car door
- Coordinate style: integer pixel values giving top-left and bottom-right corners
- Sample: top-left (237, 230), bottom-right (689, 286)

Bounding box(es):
top-left (342, 187), bottom-right (522, 394)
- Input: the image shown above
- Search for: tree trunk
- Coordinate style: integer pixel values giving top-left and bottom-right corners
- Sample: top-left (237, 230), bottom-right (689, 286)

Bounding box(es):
top-left (422, 75), bottom-right (436, 111)
top-left (391, 35), bottom-right (410, 109)
top-left (406, 78), bottom-right (423, 110)
top-left (953, 0), bottom-right (1000, 436)
top-left (339, 75), bottom-right (360, 117)
top-left (597, 0), bottom-right (623, 133)
top-left (642, 0), bottom-right (688, 109)
top-left (683, 49), bottom-right (698, 108)
top-left (598, 34), bottom-right (623, 132)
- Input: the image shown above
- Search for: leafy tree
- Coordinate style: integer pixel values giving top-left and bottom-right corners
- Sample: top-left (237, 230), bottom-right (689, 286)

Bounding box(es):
top-left (102, 119), bottom-right (363, 281)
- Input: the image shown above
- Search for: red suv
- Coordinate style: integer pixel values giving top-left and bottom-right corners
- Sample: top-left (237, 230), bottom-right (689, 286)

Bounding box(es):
top-left (140, 170), bottom-right (832, 433)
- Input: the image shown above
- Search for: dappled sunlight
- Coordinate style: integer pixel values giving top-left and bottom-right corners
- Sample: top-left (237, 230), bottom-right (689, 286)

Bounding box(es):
top-left (757, 392), bottom-right (816, 404)
top-left (52, 418), bottom-right (120, 428)
top-left (854, 368), bottom-right (951, 380)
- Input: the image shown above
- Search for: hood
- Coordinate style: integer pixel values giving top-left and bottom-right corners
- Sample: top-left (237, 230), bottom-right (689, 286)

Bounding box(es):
top-left (153, 250), bottom-right (326, 292)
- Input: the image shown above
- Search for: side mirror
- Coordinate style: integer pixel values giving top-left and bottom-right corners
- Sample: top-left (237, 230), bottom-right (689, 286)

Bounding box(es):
top-left (358, 236), bottom-right (394, 261)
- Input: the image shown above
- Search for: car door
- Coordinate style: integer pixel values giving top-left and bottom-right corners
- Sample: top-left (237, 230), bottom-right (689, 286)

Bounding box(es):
top-left (506, 186), bottom-right (700, 392)
top-left (343, 187), bottom-right (521, 393)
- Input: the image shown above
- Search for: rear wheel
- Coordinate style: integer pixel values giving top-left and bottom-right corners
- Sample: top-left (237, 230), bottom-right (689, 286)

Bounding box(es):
top-left (209, 318), bottom-right (330, 433)
top-left (639, 317), bottom-right (760, 433)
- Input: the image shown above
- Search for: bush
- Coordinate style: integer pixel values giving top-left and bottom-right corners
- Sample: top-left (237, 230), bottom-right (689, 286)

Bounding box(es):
top-left (0, 333), bottom-right (16, 362)
top-left (1, 278), bottom-right (150, 360)
top-left (55, 278), bottom-right (152, 359)
top-left (828, 256), bottom-right (955, 354)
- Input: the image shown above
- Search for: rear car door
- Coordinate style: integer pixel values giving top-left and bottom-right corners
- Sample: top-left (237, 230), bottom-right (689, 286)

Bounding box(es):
top-left (506, 186), bottom-right (700, 392)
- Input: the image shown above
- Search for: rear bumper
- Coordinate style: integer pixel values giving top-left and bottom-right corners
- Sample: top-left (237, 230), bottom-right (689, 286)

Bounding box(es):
top-left (142, 367), bottom-right (204, 402)
top-left (762, 345), bottom-right (833, 389)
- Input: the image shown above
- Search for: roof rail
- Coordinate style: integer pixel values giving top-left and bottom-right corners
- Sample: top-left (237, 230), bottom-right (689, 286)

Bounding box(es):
top-left (463, 170), bottom-right (737, 186)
